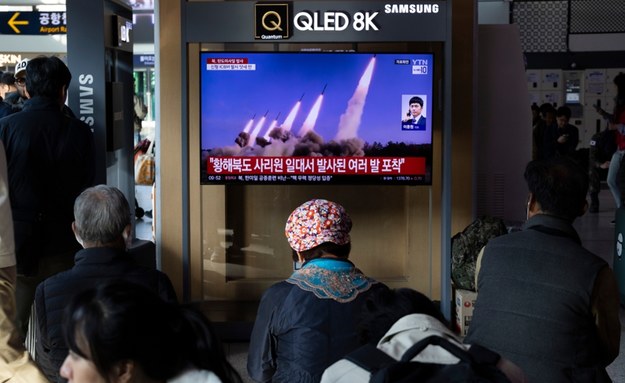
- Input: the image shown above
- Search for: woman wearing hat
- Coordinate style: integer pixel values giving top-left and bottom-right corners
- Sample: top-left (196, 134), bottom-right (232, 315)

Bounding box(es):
top-left (247, 199), bottom-right (384, 383)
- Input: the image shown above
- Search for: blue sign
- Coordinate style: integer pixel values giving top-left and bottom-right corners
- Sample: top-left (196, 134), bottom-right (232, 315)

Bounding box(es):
top-left (134, 54), bottom-right (155, 68)
top-left (0, 11), bottom-right (67, 35)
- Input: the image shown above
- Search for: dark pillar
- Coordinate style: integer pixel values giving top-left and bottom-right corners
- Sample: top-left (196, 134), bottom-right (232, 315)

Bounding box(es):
top-left (66, 0), bottom-right (135, 220)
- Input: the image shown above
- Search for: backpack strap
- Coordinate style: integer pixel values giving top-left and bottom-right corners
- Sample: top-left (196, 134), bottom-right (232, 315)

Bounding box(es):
top-left (466, 343), bottom-right (501, 366)
top-left (345, 343), bottom-right (397, 373)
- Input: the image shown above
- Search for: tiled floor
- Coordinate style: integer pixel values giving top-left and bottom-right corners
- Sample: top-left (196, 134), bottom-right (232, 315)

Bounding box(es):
top-left (134, 184), bottom-right (153, 241)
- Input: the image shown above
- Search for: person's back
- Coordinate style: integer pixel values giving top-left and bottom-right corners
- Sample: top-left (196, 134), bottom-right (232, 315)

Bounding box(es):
top-left (247, 199), bottom-right (384, 383)
top-left (0, 56), bottom-right (95, 337)
top-left (34, 185), bottom-right (177, 383)
top-left (465, 157), bottom-right (621, 382)
top-left (0, 57), bottom-right (95, 275)
top-left (251, 272), bottom-right (383, 382)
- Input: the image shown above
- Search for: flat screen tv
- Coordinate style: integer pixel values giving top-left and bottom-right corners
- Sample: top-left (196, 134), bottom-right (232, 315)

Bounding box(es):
top-left (200, 51), bottom-right (434, 185)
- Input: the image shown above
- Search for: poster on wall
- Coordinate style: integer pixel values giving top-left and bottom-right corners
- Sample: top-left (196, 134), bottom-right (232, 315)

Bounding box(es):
top-left (200, 51), bottom-right (434, 185)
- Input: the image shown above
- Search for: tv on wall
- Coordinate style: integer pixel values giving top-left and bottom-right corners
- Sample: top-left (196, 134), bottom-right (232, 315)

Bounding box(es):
top-left (200, 51), bottom-right (434, 185)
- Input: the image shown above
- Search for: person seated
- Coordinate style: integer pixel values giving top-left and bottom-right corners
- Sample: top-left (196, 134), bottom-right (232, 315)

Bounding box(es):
top-left (34, 185), bottom-right (177, 383)
top-left (465, 157), bottom-right (621, 382)
top-left (60, 280), bottom-right (242, 383)
top-left (321, 287), bottom-right (527, 383)
top-left (247, 199), bottom-right (386, 383)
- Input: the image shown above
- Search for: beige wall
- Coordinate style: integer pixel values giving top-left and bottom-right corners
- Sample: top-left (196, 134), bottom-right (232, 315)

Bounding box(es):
top-left (157, 1), bottom-right (475, 313)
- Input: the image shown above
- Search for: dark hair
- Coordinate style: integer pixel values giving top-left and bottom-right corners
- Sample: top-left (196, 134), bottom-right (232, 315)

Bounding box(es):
top-left (539, 103), bottom-right (555, 117)
top-left (524, 156), bottom-right (588, 221)
top-left (409, 96), bottom-right (423, 107)
top-left (25, 56), bottom-right (72, 99)
top-left (357, 287), bottom-right (448, 345)
top-left (291, 241), bottom-right (351, 262)
top-left (63, 280), bottom-right (242, 383)
top-left (0, 72), bottom-right (15, 86)
top-left (556, 106), bottom-right (571, 120)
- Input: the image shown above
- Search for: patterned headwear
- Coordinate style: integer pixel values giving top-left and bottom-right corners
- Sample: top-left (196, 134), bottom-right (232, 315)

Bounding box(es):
top-left (285, 199), bottom-right (352, 252)
top-left (14, 58), bottom-right (29, 77)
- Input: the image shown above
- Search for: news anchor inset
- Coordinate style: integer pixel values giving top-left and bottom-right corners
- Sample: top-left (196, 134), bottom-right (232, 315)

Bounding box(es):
top-left (402, 95), bottom-right (426, 131)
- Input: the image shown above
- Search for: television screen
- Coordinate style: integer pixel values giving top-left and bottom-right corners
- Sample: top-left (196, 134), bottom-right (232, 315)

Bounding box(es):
top-left (200, 51), bottom-right (434, 185)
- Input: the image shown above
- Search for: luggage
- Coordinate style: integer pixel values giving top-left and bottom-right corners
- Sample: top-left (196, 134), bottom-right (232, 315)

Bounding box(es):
top-left (451, 216), bottom-right (508, 291)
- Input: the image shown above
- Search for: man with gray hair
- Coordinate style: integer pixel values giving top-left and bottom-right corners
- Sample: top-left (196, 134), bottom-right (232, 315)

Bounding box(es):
top-left (33, 185), bottom-right (177, 383)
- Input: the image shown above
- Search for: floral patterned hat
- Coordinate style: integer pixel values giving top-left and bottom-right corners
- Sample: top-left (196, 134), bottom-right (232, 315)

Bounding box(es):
top-left (285, 199), bottom-right (352, 252)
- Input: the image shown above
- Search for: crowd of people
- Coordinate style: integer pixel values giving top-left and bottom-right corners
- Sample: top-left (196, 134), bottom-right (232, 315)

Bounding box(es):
top-left (532, 72), bottom-right (625, 218)
top-left (0, 56), bottom-right (621, 382)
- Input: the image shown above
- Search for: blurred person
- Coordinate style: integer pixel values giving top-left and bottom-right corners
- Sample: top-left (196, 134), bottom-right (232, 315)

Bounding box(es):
top-left (60, 280), bottom-right (242, 383)
top-left (247, 199), bottom-right (386, 383)
top-left (544, 105), bottom-right (579, 159)
top-left (532, 103), bottom-right (556, 160)
top-left (602, 72), bottom-right (625, 213)
top-left (0, 56), bottom-right (96, 337)
top-left (3, 59), bottom-right (28, 112)
top-left (134, 92), bottom-right (148, 144)
top-left (321, 287), bottom-right (526, 383)
top-left (0, 141), bottom-right (49, 383)
top-left (465, 157), bottom-right (621, 382)
top-left (0, 72), bottom-right (18, 118)
top-left (588, 122), bottom-right (617, 213)
top-left (530, 102), bottom-right (540, 127)
top-left (0, 72), bottom-right (17, 100)
top-left (34, 185), bottom-right (177, 383)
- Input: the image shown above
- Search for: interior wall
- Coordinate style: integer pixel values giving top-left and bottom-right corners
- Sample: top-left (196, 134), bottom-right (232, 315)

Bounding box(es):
top-left (475, 24), bottom-right (532, 223)
top-left (156, 0), bottom-right (184, 295)
top-left (452, 1), bottom-right (477, 235)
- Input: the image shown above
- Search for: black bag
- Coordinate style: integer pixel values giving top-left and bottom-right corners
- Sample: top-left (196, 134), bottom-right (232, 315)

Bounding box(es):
top-left (451, 216), bottom-right (508, 291)
top-left (345, 336), bottom-right (511, 383)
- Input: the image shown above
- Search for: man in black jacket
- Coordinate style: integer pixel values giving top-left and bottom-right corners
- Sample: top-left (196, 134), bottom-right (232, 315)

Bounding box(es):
top-left (0, 56), bottom-right (96, 337)
top-left (34, 185), bottom-right (177, 383)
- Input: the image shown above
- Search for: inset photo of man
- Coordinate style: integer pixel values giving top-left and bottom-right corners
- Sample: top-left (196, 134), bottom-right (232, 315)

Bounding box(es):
top-left (401, 95), bottom-right (427, 131)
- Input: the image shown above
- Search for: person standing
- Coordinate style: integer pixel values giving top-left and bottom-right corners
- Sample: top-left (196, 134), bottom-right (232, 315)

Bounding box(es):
top-left (465, 157), bottom-right (621, 382)
top-left (3, 59), bottom-right (28, 112)
top-left (532, 103), bottom-right (556, 160)
top-left (600, 72), bottom-right (625, 213)
top-left (544, 106), bottom-right (579, 159)
top-left (588, 122), bottom-right (617, 212)
top-left (0, 56), bottom-right (96, 337)
top-left (0, 141), bottom-right (49, 383)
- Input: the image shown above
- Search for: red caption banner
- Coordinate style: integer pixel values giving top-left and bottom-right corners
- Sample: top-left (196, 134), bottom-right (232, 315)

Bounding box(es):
top-left (207, 156), bottom-right (426, 175)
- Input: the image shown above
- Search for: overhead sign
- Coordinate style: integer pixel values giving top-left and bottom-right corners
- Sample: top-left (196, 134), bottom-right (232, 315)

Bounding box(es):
top-left (187, 1), bottom-right (447, 43)
top-left (0, 11), bottom-right (67, 35)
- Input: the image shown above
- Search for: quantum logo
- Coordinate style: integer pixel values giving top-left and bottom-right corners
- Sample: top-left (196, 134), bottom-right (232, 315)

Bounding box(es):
top-left (255, 2), bottom-right (292, 40)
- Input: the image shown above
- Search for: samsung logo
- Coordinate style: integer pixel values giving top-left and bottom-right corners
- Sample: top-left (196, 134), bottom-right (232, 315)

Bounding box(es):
top-left (384, 4), bottom-right (439, 14)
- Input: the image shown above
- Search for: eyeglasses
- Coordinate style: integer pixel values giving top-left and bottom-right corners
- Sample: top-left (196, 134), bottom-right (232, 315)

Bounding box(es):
top-left (14, 77), bottom-right (25, 86)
